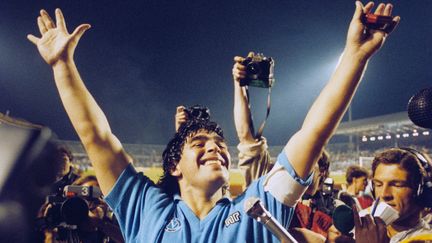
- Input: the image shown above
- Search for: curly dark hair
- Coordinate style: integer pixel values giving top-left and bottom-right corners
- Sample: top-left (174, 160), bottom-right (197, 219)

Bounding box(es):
top-left (157, 119), bottom-right (225, 196)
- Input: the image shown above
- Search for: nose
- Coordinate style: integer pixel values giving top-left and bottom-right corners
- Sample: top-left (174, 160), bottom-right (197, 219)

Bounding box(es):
top-left (380, 184), bottom-right (393, 202)
top-left (205, 140), bottom-right (221, 154)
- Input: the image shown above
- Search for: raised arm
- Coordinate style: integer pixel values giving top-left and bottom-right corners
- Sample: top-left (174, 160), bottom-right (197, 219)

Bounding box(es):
top-left (27, 9), bottom-right (130, 195)
top-left (232, 53), bottom-right (256, 144)
top-left (285, 2), bottom-right (400, 179)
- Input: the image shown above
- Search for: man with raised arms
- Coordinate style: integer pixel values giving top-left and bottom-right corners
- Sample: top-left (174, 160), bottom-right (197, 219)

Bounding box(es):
top-left (28, 2), bottom-right (399, 242)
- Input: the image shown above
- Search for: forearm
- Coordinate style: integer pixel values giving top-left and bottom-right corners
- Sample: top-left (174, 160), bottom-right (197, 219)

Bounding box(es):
top-left (286, 51), bottom-right (368, 179)
top-left (233, 81), bottom-right (255, 143)
top-left (52, 59), bottom-right (129, 194)
top-left (52, 60), bottom-right (112, 145)
top-left (302, 50), bottom-right (368, 142)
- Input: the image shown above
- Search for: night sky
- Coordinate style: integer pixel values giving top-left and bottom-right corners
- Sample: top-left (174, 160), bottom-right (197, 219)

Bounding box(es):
top-left (1, 0), bottom-right (431, 146)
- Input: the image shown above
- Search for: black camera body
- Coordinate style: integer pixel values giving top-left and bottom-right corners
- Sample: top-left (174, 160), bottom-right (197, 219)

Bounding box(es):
top-left (185, 105), bottom-right (211, 121)
top-left (362, 13), bottom-right (396, 32)
top-left (240, 53), bottom-right (275, 88)
top-left (43, 185), bottom-right (102, 228)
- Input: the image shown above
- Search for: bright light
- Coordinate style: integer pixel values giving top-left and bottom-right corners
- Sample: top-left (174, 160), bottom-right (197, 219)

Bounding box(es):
top-left (396, 134), bottom-right (401, 138)
top-left (378, 136), bottom-right (384, 140)
top-left (362, 136), bottom-right (367, 142)
top-left (385, 135), bottom-right (391, 139)
top-left (402, 133), bottom-right (409, 138)
top-left (413, 132), bottom-right (419, 137)
top-left (370, 136), bottom-right (376, 141)
top-left (423, 131), bottom-right (430, 136)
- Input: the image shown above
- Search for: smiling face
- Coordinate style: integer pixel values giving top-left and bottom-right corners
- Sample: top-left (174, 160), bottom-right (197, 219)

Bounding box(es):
top-left (373, 163), bottom-right (421, 224)
top-left (172, 129), bottom-right (231, 197)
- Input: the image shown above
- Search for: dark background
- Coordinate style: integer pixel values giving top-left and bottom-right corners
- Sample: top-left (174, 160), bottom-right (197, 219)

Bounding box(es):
top-left (1, 0), bottom-right (431, 146)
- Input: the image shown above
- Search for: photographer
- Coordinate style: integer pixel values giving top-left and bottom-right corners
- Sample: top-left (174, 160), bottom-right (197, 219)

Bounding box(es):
top-left (27, 2), bottom-right (399, 242)
top-left (39, 175), bottom-right (123, 243)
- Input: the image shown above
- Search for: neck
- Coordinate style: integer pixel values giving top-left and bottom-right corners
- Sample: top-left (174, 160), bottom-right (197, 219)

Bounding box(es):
top-left (346, 185), bottom-right (356, 196)
top-left (388, 212), bottom-right (421, 237)
top-left (180, 187), bottom-right (224, 220)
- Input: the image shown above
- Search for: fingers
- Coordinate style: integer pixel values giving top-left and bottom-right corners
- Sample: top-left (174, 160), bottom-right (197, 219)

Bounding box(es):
top-left (374, 3), bottom-right (385, 15)
top-left (352, 204), bottom-right (362, 227)
top-left (27, 34), bottom-right (39, 45)
top-left (232, 62), bottom-right (246, 81)
top-left (352, 1), bottom-right (365, 22)
top-left (71, 24), bottom-right (91, 42)
top-left (40, 9), bottom-right (55, 29)
top-left (362, 214), bottom-right (374, 230)
top-left (363, 2), bottom-right (375, 14)
top-left (176, 106), bottom-right (185, 114)
top-left (55, 8), bottom-right (68, 32)
top-left (175, 106), bottom-right (187, 132)
top-left (383, 3), bottom-right (393, 16)
top-left (384, 16), bottom-right (400, 34)
top-left (37, 16), bottom-right (47, 35)
top-left (233, 56), bottom-right (244, 63)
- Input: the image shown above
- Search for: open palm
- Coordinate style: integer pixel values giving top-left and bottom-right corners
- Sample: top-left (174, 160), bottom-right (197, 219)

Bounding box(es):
top-left (27, 9), bottom-right (90, 66)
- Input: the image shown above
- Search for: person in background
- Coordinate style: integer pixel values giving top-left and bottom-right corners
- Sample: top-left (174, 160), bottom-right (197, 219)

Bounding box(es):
top-left (338, 165), bottom-right (373, 209)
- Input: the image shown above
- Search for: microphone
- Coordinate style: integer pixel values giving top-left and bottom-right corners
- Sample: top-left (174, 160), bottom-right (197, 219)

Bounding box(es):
top-left (408, 87), bottom-right (432, 129)
top-left (243, 197), bottom-right (298, 243)
top-left (332, 204), bottom-right (354, 235)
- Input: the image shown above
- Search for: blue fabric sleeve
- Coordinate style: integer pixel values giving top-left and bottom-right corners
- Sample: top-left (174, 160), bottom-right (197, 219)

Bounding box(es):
top-left (276, 152), bottom-right (313, 186)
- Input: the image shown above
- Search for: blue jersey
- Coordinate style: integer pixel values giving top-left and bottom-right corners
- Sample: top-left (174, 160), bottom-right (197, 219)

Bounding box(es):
top-left (105, 152), bottom-right (312, 243)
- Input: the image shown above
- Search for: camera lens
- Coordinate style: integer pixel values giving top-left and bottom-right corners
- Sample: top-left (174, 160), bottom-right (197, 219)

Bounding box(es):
top-left (61, 197), bottom-right (89, 225)
top-left (246, 62), bottom-right (261, 75)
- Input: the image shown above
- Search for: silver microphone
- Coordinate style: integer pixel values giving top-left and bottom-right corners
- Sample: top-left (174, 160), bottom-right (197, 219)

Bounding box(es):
top-left (244, 197), bottom-right (298, 243)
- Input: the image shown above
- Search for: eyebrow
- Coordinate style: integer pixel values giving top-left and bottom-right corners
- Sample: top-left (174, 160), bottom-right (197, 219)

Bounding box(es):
top-left (372, 179), bottom-right (409, 184)
top-left (189, 135), bottom-right (225, 143)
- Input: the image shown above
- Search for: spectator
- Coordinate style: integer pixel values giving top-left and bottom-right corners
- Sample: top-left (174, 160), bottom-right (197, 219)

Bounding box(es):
top-left (338, 165), bottom-right (373, 209)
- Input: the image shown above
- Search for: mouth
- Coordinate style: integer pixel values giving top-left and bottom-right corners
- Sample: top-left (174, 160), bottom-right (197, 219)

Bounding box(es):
top-left (200, 157), bottom-right (228, 168)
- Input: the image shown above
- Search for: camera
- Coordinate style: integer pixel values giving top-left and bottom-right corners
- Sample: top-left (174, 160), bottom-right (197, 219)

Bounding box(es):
top-left (322, 177), bottom-right (334, 196)
top-left (40, 185), bottom-right (103, 229)
top-left (185, 105), bottom-right (211, 121)
top-left (240, 53), bottom-right (275, 88)
top-left (362, 13), bottom-right (396, 32)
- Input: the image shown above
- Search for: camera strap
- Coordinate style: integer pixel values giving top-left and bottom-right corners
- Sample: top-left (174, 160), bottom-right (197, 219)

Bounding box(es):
top-left (245, 86), bottom-right (272, 139)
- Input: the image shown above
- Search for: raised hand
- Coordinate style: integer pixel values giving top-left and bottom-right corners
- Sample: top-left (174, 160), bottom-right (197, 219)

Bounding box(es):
top-left (232, 52), bottom-right (254, 83)
top-left (346, 1), bottom-right (400, 59)
top-left (175, 106), bottom-right (188, 132)
top-left (27, 9), bottom-right (91, 66)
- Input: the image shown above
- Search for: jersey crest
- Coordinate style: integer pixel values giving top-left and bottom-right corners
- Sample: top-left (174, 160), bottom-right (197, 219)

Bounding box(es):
top-left (165, 217), bottom-right (182, 232)
top-left (224, 211), bottom-right (241, 227)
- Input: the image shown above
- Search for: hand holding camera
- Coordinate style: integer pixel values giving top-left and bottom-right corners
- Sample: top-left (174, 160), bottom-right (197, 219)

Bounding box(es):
top-left (233, 52), bottom-right (274, 88)
top-left (362, 13), bottom-right (397, 33)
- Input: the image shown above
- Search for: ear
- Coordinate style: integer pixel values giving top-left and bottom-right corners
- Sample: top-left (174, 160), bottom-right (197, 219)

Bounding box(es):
top-left (170, 161), bottom-right (182, 177)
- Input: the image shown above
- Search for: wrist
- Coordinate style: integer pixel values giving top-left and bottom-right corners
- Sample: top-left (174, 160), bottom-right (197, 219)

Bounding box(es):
top-left (52, 57), bottom-right (74, 69)
top-left (341, 47), bottom-right (370, 65)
